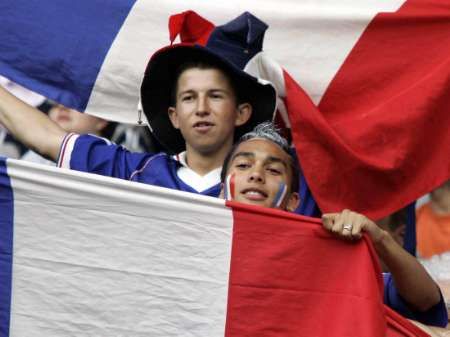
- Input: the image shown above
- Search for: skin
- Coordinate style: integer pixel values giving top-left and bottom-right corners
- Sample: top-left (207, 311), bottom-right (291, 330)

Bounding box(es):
top-left (225, 138), bottom-right (299, 211)
top-left (168, 68), bottom-right (251, 176)
top-left (0, 87), bottom-right (109, 160)
top-left (48, 104), bottom-right (108, 135)
top-left (429, 180), bottom-right (450, 214)
top-left (224, 137), bottom-right (441, 312)
top-left (0, 66), bottom-right (249, 175)
top-left (322, 210), bottom-right (440, 311)
top-left (0, 87), bottom-right (65, 160)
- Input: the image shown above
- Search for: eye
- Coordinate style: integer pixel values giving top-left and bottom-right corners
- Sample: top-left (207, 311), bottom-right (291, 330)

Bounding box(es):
top-left (210, 91), bottom-right (224, 99)
top-left (236, 163), bottom-right (250, 169)
top-left (268, 168), bottom-right (281, 174)
top-left (267, 167), bottom-right (282, 175)
top-left (234, 161), bottom-right (251, 170)
top-left (180, 94), bottom-right (194, 102)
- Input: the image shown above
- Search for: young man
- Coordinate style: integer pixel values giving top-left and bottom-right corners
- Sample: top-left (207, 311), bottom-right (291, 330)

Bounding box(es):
top-left (0, 12), bottom-right (275, 196)
top-left (220, 122), bottom-right (448, 327)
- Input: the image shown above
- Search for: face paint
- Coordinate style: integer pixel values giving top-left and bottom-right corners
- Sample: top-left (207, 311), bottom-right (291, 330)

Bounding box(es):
top-left (224, 173), bottom-right (235, 201)
top-left (271, 182), bottom-right (288, 208)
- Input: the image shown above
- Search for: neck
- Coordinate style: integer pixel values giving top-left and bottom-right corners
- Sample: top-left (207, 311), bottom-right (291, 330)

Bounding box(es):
top-left (430, 186), bottom-right (450, 214)
top-left (184, 144), bottom-right (231, 176)
top-left (430, 199), bottom-right (450, 215)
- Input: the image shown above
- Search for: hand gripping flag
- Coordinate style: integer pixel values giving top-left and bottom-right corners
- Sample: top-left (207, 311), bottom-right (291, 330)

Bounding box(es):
top-left (0, 158), bottom-right (429, 336)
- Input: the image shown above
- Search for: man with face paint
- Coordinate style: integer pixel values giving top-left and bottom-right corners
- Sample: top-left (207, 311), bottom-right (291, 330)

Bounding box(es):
top-left (221, 125), bottom-right (300, 211)
top-left (220, 122), bottom-right (448, 327)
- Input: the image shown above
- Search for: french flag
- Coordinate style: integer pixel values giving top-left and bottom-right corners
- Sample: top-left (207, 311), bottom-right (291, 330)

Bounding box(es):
top-left (1, 1), bottom-right (449, 221)
top-left (0, 158), bottom-right (428, 336)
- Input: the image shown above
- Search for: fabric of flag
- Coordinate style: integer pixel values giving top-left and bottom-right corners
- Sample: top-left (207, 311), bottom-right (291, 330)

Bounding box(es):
top-left (1, 1), bottom-right (448, 220)
top-left (0, 0), bottom-right (410, 123)
top-left (0, 158), bottom-right (429, 336)
top-left (290, 0), bottom-right (450, 220)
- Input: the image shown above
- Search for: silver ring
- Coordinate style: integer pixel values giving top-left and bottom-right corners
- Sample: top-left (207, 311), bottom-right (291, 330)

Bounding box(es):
top-left (343, 224), bottom-right (353, 231)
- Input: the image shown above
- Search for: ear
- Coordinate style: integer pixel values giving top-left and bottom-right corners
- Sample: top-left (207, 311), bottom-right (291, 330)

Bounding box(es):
top-left (234, 103), bottom-right (252, 127)
top-left (285, 192), bottom-right (300, 212)
top-left (168, 107), bottom-right (180, 129)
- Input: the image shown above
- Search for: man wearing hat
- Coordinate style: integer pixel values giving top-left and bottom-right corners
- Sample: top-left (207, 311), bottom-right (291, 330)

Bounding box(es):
top-left (0, 12), bottom-right (276, 196)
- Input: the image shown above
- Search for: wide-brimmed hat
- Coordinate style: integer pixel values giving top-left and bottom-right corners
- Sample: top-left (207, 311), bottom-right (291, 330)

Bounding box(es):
top-left (141, 11), bottom-right (277, 154)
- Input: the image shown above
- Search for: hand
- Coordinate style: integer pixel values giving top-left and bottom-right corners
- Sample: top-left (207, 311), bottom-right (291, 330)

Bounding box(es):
top-left (322, 209), bottom-right (385, 243)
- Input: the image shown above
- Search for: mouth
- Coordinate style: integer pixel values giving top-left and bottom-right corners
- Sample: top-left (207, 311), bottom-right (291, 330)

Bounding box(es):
top-left (193, 121), bottom-right (214, 132)
top-left (241, 188), bottom-right (268, 201)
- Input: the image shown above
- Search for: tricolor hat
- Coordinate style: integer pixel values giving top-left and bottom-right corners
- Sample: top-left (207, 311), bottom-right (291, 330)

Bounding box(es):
top-left (141, 11), bottom-right (277, 154)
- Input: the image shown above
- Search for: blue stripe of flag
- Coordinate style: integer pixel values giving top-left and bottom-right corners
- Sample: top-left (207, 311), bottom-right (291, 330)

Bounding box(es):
top-left (0, 158), bottom-right (14, 337)
top-left (0, 0), bottom-right (137, 111)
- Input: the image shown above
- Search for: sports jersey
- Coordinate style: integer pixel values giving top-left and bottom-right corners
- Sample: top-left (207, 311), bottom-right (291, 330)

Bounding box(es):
top-left (57, 133), bottom-right (221, 196)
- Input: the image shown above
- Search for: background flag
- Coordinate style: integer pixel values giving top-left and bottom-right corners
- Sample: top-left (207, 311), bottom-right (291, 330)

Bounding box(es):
top-left (1, 1), bottom-right (448, 219)
top-left (0, 0), bottom-right (407, 123)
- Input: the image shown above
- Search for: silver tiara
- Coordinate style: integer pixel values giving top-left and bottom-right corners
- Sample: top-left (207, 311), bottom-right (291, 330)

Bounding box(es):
top-left (240, 122), bottom-right (289, 152)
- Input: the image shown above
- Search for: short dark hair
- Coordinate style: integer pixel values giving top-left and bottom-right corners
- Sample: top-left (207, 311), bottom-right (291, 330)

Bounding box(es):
top-left (220, 122), bottom-right (300, 193)
top-left (169, 59), bottom-right (243, 107)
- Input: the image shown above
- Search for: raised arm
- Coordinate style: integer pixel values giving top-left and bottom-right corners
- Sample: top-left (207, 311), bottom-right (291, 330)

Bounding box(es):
top-left (0, 86), bottom-right (66, 161)
top-left (322, 210), bottom-right (441, 312)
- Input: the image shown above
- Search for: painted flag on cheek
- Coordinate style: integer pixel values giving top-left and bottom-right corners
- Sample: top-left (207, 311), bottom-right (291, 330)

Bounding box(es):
top-left (0, 159), bottom-right (428, 336)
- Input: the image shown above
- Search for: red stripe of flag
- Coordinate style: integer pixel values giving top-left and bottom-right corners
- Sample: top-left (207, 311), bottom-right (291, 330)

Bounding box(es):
top-left (225, 202), bottom-right (388, 336)
top-left (288, 0), bottom-right (450, 219)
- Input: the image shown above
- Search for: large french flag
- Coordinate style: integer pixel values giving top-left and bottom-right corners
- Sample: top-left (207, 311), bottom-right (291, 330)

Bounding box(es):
top-left (0, 158), bottom-right (429, 336)
top-left (1, 1), bottom-right (449, 221)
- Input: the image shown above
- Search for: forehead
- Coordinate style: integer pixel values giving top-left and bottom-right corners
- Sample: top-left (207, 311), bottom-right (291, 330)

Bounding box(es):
top-left (232, 139), bottom-right (291, 164)
top-left (176, 67), bottom-right (232, 91)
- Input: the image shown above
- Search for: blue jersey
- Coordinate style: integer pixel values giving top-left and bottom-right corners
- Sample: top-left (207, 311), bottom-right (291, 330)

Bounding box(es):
top-left (383, 273), bottom-right (448, 327)
top-left (57, 133), bottom-right (221, 196)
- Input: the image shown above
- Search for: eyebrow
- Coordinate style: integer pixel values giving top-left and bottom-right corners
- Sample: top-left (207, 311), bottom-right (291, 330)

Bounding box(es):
top-left (231, 151), bottom-right (254, 161)
top-left (178, 88), bottom-right (229, 96)
top-left (177, 89), bottom-right (194, 97)
top-left (232, 152), bottom-right (289, 168)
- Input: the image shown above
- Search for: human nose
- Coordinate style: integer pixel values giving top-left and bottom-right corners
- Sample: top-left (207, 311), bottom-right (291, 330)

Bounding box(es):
top-left (195, 95), bottom-right (210, 116)
top-left (248, 165), bottom-right (265, 183)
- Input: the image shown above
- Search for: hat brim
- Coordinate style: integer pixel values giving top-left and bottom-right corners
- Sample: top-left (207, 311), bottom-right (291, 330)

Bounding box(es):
top-left (141, 44), bottom-right (276, 154)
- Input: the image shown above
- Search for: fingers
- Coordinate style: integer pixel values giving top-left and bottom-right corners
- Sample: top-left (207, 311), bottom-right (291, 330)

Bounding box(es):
top-left (321, 213), bottom-right (338, 231)
top-left (351, 221), bottom-right (363, 240)
top-left (322, 209), bottom-right (366, 241)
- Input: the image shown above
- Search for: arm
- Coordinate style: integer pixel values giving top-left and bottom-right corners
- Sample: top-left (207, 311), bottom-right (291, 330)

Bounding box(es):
top-left (0, 86), bottom-right (66, 161)
top-left (322, 209), bottom-right (441, 312)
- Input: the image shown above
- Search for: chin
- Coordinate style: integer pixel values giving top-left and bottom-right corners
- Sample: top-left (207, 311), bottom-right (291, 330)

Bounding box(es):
top-left (239, 199), bottom-right (270, 208)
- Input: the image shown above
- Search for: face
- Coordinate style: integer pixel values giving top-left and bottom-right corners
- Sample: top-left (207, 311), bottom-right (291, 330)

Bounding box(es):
top-left (225, 139), bottom-right (299, 211)
top-left (49, 104), bottom-right (108, 135)
top-left (168, 68), bottom-right (251, 156)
